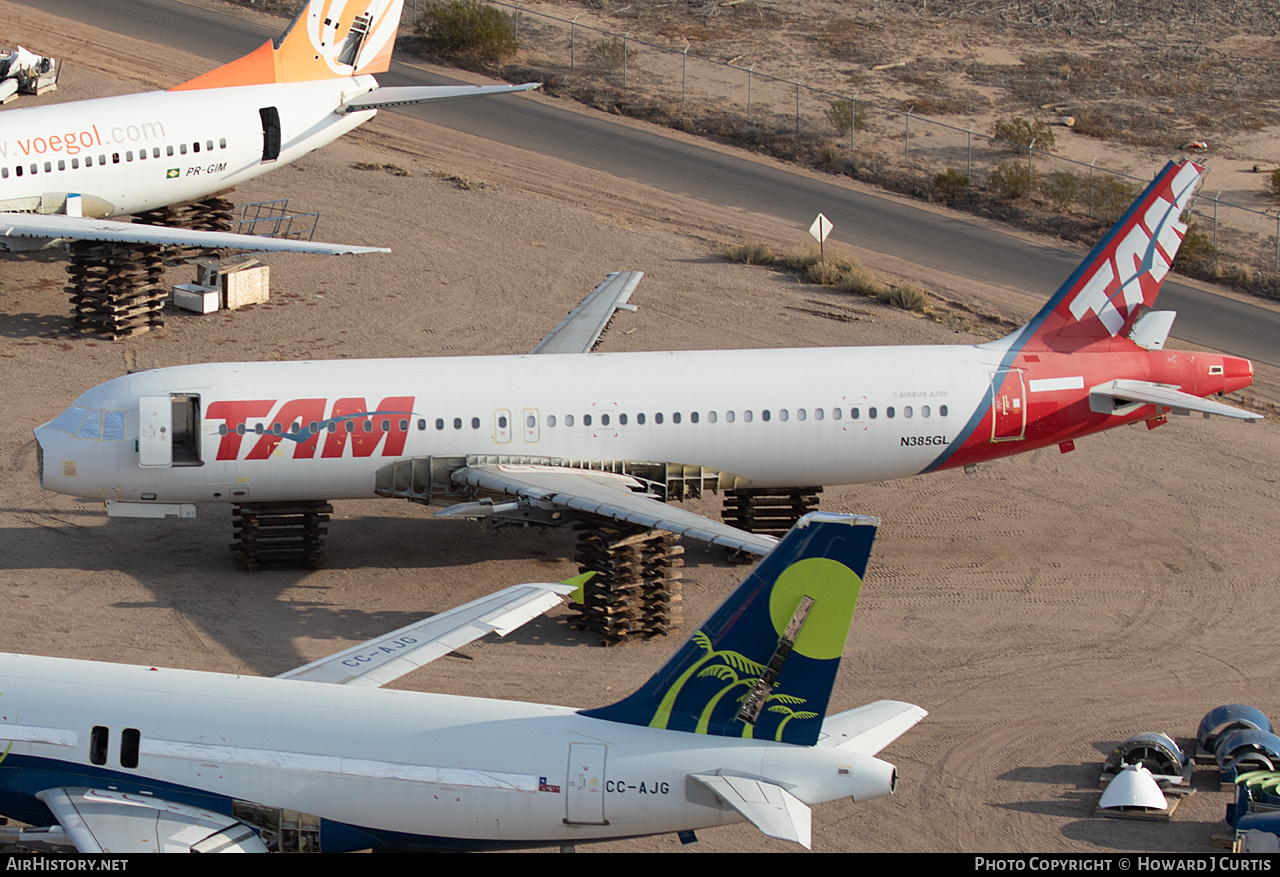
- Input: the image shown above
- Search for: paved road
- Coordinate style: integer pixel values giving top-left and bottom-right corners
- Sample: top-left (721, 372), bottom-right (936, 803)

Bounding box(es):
top-left (20, 0), bottom-right (1280, 366)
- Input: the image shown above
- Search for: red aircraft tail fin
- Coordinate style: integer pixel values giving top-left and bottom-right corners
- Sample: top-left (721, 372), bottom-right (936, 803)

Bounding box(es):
top-left (1014, 159), bottom-right (1205, 353)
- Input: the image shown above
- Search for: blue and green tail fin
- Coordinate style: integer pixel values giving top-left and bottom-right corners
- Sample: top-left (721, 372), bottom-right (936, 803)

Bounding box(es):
top-left (580, 511), bottom-right (878, 746)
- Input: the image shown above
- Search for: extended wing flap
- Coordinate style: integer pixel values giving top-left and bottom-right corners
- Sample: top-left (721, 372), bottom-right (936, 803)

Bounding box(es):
top-left (1090, 379), bottom-right (1262, 420)
top-left (338, 83), bottom-right (539, 114)
top-left (35, 788), bottom-right (266, 853)
top-left (820, 700), bottom-right (928, 756)
top-left (277, 582), bottom-right (575, 687)
top-left (0, 212), bottom-right (388, 255)
top-left (443, 463), bottom-right (778, 555)
top-left (530, 271), bottom-right (643, 354)
top-left (688, 774), bottom-right (812, 848)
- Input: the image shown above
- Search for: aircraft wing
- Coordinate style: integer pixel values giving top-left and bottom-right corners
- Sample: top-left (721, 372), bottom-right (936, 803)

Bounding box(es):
top-left (337, 82), bottom-right (539, 113)
top-left (529, 271), bottom-right (643, 354)
top-left (31, 787), bottom-right (266, 853)
top-left (276, 581), bottom-right (577, 687)
top-left (0, 212), bottom-right (389, 255)
top-left (687, 774), bottom-right (811, 849)
top-left (1089, 379), bottom-right (1262, 420)
top-left (441, 463), bottom-right (779, 555)
top-left (819, 700), bottom-right (929, 756)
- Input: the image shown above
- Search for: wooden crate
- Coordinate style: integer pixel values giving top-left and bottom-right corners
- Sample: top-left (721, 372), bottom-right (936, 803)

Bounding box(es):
top-left (222, 262), bottom-right (269, 309)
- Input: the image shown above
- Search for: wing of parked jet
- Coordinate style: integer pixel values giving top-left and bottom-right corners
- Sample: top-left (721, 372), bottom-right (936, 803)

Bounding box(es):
top-left (440, 463), bottom-right (779, 555)
top-left (1089, 379), bottom-right (1263, 420)
top-left (688, 774), bottom-right (812, 848)
top-left (337, 83), bottom-right (539, 114)
top-left (0, 212), bottom-right (388, 255)
top-left (277, 580), bottom-right (579, 687)
top-left (529, 271), bottom-right (643, 354)
top-left (819, 700), bottom-right (929, 756)
top-left (30, 788), bottom-right (267, 853)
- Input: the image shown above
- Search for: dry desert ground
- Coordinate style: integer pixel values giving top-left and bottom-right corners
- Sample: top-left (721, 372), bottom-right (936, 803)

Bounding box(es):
top-left (2, 0), bottom-right (1280, 854)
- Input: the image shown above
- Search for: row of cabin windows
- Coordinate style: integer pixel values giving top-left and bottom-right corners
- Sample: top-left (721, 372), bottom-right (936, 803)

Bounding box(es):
top-left (90, 725), bottom-right (141, 769)
top-left (516, 405), bottom-right (951, 428)
top-left (0, 138), bottom-right (228, 179)
top-left (215, 404), bottom-right (953, 437)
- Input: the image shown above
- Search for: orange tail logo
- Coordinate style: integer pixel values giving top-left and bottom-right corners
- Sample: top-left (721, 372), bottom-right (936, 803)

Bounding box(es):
top-left (172, 0), bottom-right (404, 91)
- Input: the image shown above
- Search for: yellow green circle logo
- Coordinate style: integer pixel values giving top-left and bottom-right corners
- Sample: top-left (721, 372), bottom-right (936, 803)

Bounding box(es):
top-left (768, 557), bottom-right (861, 661)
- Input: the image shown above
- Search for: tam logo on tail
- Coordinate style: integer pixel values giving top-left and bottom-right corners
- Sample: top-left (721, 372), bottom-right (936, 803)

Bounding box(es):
top-left (1025, 159), bottom-right (1204, 351)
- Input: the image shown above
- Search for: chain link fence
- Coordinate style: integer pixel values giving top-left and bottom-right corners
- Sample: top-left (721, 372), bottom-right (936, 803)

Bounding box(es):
top-left (409, 0), bottom-right (1280, 287)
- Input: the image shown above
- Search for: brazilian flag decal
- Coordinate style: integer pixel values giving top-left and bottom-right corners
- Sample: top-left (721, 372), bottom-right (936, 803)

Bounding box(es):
top-left (166, 168), bottom-right (180, 179)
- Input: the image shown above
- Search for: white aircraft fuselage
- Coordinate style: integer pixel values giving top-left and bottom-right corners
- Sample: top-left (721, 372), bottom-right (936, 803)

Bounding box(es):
top-left (0, 514), bottom-right (913, 852)
top-left (0, 0), bottom-right (534, 254)
top-left (0, 654), bottom-right (888, 850)
top-left (33, 338), bottom-right (1253, 509)
top-left (0, 79), bottom-right (374, 227)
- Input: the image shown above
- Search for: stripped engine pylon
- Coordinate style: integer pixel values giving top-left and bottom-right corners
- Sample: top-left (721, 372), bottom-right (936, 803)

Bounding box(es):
top-left (722, 486), bottom-right (823, 537)
top-left (65, 240), bottom-right (167, 339)
top-left (230, 501), bottom-right (332, 571)
top-left (571, 519), bottom-right (683, 645)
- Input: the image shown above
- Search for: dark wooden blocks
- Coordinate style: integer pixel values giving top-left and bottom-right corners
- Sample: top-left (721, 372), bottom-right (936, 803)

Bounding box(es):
top-left (230, 501), bottom-right (332, 571)
top-left (722, 486), bottom-right (823, 537)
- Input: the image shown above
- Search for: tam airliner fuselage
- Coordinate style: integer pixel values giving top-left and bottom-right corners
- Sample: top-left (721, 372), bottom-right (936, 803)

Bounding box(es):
top-left (33, 340), bottom-right (1254, 509)
top-left (32, 160), bottom-right (1261, 551)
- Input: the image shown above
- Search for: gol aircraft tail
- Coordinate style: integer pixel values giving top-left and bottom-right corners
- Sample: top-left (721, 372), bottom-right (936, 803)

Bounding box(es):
top-left (172, 0), bottom-right (405, 90)
top-left (581, 511), bottom-right (878, 746)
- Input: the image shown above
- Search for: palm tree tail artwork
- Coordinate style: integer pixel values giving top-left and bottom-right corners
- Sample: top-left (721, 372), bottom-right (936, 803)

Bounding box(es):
top-left (580, 512), bottom-right (876, 747)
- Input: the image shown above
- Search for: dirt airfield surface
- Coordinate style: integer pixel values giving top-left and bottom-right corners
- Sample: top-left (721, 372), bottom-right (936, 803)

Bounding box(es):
top-left (3, 1), bottom-right (1280, 855)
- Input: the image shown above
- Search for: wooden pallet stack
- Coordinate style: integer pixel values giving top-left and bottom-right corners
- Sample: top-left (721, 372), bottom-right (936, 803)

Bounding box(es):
top-left (722, 486), bottom-right (823, 537)
top-left (571, 521), bottom-right (683, 645)
top-left (135, 195), bottom-right (235, 262)
top-left (65, 241), bottom-right (167, 339)
top-left (134, 195), bottom-right (235, 232)
top-left (230, 501), bottom-right (332, 571)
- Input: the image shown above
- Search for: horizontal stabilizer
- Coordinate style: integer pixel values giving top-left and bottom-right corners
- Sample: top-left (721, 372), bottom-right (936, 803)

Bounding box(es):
top-left (1089, 379), bottom-right (1262, 420)
top-left (338, 82), bottom-right (540, 113)
top-left (688, 774), bottom-right (812, 848)
top-left (0, 212), bottom-right (388, 255)
top-left (530, 271), bottom-right (643, 354)
top-left (277, 582), bottom-right (575, 687)
top-left (443, 463), bottom-right (779, 555)
top-left (820, 700), bottom-right (928, 756)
